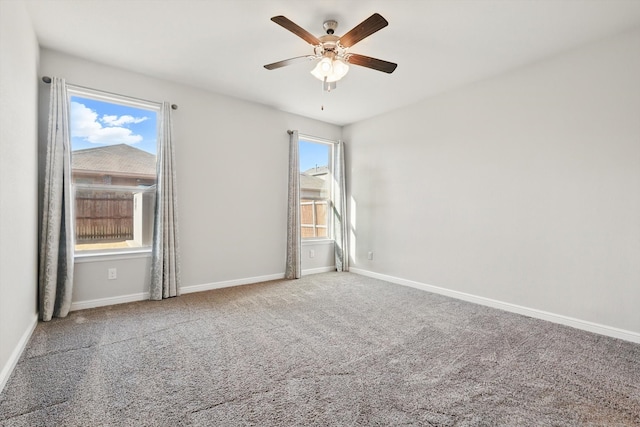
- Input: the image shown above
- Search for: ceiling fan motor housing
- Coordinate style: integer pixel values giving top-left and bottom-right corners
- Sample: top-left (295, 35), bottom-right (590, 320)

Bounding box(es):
top-left (323, 20), bottom-right (338, 35)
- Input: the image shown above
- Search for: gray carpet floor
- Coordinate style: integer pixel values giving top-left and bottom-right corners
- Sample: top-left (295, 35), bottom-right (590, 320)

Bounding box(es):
top-left (1, 272), bottom-right (638, 426)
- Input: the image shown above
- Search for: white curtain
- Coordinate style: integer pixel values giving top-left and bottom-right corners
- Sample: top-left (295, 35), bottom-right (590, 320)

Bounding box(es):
top-left (285, 130), bottom-right (301, 279)
top-left (333, 140), bottom-right (349, 272)
top-left (150, 102), bottom-right (181, 299)
top-left (39, 77), bottom-right (74, 321)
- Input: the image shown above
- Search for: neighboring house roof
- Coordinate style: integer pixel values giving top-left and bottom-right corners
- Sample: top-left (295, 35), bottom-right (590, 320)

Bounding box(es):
top-left (303, 165), bottom-right (329, 177)
top-left (72, 144), bottom-right (156, 177)
top-left (300, 173), bottom-right (327, 191)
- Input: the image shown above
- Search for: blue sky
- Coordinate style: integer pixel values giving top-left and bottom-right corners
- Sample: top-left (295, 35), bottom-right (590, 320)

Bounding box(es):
top-left (70, 96), bottom-right (158, 154)
top-left (299, 140), bottom-right (329, 172)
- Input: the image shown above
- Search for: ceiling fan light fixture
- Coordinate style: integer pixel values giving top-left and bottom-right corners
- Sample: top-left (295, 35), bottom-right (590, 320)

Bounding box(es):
top-left (310, 57), bottom-right (349, 83)
top-left (310, 57), bottom-right (331, 80)
top-left (331, 57), bottom-right (349, 80)
top-left (319, 57), bottom-right (333, 73)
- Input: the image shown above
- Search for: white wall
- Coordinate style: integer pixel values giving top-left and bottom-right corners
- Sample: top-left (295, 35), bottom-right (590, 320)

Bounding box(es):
top-left (344, 28), bottom-right (640, 335)
top-left (39, 49), bottom-right (340, 307)
top-left (302, 240), bottom-right (336, 274)
top-left (0, 1), bottom-right (40, 390)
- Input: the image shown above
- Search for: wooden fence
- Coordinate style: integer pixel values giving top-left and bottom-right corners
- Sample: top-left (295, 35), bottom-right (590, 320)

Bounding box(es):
top-left (75, 191), bottom-right (133, 242)
top-left (75, 192), bottom-right (326, 242)
top-left (301, 199), bottom-right (328, 238)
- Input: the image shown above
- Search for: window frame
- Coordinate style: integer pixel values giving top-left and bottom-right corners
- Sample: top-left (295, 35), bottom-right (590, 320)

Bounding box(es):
top-left (66, 86), bottom-right (161, 258)
top-left (298, 135), bottom-right (337, 243)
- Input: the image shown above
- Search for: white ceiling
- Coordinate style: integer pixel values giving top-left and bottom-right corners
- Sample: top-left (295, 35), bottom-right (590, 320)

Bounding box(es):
top-left (24, 0), bottom-right (640, 126)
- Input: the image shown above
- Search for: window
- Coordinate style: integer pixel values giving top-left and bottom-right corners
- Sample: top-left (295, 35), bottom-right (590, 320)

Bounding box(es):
top-left (68, 89), bottom-right (160, 253)
top-left (299, 138), bottom-right (333, 240)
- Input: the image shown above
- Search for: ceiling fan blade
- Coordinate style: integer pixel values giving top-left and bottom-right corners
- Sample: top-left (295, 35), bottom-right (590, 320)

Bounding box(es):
top-left (347, 54), bottom-right (397, 74)
top-left (264, 56), bottom-right (316, 70)
top-left (271, 16), bottom-right (322, 46)
top-left (339, 13), bottom-right (388, 48)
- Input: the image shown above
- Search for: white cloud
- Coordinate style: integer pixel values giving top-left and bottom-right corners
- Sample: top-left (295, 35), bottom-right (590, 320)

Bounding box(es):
top-left (87, 126), bottom-right (143, 144)
top-left (70, 101), bottom-right (102, 138)
top-left (101, 114), bottom-right (148, 126)
top-left (71, 102), bottom-right (145, 145)
top-left (100, 114), bottom-right (118, 125)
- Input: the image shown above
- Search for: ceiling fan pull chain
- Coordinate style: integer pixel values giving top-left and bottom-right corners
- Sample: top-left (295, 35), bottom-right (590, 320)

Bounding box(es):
top-left (321, 77), bottom-right (326, 110)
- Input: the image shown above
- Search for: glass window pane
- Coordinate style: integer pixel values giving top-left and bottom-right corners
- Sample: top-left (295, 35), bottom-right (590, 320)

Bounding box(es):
top-left (299, 139), bottom-right (332, 240)
top-left (70, 95), bottom-right (158, 252)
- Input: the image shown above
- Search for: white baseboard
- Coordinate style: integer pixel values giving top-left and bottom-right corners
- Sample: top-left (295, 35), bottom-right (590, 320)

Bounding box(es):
top-left (350, 268), bottom-right (640, 344)
top-left (182, 267), bottom-right (336, 294)
top-left (70, 274), bottom-right (286, 310)
top-left (181, 272), bottom-right (285, 294)
top-left (302, 266), bottom-right (336, 276)
top-left (0, 313), bottom-right (38, 393)
top-left (70, 267), bottom-right (338, 310)
top-left (71, 292), bottom-right (150, 311)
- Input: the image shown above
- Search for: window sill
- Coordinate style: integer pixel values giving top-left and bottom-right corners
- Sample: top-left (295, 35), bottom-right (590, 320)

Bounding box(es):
top-left (74, 249), bottom-right (152, 263)
top-left (301, 239), bottom-right (335, 246)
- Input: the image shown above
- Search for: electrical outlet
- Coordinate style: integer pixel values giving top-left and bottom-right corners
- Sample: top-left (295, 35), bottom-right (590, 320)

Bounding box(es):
top-left (108, 268), bottom-right (117, 280)
top-left (367, 251), bottom-right (374, 260)
top-left (309, 249), bottom-right (315, 258)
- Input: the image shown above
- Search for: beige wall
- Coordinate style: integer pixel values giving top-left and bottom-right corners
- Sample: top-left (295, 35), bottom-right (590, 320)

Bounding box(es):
top-left (0, 1), bottom-right (40, 391)
top-left (39, 49), bottom-right (340, 307)
top-left (344, 28), bottom-right (640, 335)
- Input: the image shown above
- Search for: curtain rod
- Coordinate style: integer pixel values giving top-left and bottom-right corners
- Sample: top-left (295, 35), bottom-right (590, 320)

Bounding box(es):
top-left (42, 76), bottom-right (178, 110)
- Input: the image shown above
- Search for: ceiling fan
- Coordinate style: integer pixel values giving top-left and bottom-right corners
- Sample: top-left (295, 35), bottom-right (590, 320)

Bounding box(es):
top-left (264, 13), bottom-right (397, 91)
